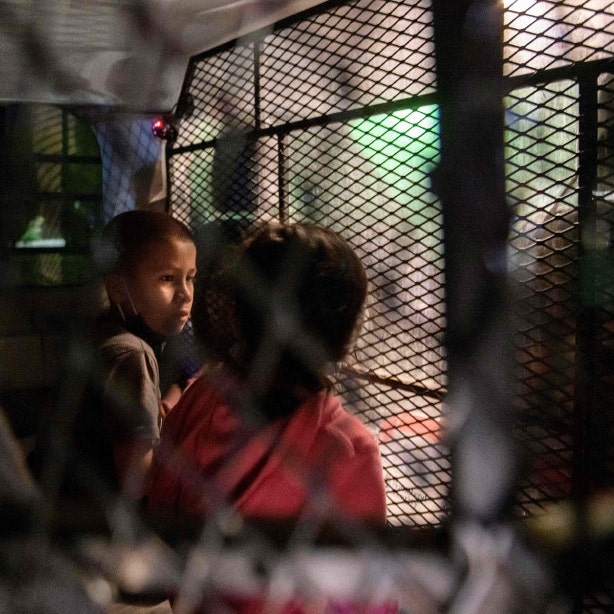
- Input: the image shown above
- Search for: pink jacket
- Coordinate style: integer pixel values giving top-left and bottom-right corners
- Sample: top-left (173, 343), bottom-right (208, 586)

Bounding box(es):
top-left (148, 376), bottom-right (387, 524)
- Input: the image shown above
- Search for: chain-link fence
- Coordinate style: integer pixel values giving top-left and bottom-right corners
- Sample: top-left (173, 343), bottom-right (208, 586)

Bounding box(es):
top-left (1, 0), bottom-right (613, 612)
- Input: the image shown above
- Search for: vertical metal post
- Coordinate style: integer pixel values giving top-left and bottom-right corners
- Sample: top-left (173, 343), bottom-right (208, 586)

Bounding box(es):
top-left (277, 133), bottom-right (287, 223)
top-left (432, 0), bottom-right (517, 523)
top-left (253, 37), bottom-right (261, 132)
top-left (575, 75), bottom-right (599, 501)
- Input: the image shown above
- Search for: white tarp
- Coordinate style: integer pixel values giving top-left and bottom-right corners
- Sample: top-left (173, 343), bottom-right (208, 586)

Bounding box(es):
top-left (0, 0), bottom-right (325, 112)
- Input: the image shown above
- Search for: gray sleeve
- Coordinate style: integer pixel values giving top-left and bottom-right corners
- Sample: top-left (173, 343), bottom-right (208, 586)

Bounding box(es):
top-left (102, 347), bottom-right (161, 443)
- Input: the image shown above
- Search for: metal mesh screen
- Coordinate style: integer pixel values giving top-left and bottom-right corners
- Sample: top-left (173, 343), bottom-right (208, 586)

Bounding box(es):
top-left (169, 0), bottom-right (614, 550)
top-left (504, 0), bottom-right (614, 76)
top-left (283, 117), bottom-right (447, 527)
top-left (506, 80), bottom-right (579, 515)
top-left (503, 0), bottom-right (614, 77)
top-left (169, 0), bottom-right (447, 528)
top-left (174, 44), bottom-right (256, 150)
top-left (259, 0), bottom-right (435, 126)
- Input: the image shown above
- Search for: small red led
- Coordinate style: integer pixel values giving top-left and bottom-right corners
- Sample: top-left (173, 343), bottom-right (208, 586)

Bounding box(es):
top-left (152, 117), bottom-right (178, 141)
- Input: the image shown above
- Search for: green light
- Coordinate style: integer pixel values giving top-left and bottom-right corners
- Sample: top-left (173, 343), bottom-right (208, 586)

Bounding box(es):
top-left (349, 105), bottom-right (440, 208)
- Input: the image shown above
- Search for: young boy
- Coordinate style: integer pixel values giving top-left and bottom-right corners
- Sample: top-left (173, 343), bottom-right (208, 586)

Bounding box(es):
top-left (32, 210), bottom-right (197, 502)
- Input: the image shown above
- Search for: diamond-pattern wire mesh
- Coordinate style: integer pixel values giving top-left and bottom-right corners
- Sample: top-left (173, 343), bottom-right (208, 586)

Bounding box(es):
top-left (259, 0), bottom-right (435, 126)
top-left (170, 35), bottom-right (447, 526)
top-left (504, 0), bottom-right (614, 77)
top-left (506, 81), bottom-right (579, 515)
top-left (169, 0), bottom-right (614, 545)
top-left (282, 117), bottom-right (447, 527)
top-left (173, 44), bottom-right (255, 150)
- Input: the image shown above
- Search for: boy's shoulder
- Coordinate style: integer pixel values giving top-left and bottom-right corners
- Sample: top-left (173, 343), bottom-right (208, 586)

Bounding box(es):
top-left (93, 317), bottom-right (156, 361)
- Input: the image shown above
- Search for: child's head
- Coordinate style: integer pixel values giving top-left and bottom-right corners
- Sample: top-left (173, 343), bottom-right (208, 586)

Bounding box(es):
top-left (193, 222), bottom-right (367, 413)
top-left (94, 210), bottom-right (197, 339)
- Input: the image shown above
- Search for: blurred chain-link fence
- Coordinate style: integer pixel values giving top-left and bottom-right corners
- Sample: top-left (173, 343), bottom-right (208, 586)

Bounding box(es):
top-left (1, 0), bottom-right (614, 612)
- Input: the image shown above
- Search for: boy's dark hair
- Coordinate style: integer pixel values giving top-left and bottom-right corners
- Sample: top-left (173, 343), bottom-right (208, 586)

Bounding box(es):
top-left (192, 222), bottom-right (368, 417)
top-left (92, 210), bottom-right (194, 276)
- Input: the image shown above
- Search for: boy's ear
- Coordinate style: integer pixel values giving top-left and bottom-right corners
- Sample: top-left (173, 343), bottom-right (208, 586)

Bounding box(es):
top-left (104, 273), bottom-right (127, 305)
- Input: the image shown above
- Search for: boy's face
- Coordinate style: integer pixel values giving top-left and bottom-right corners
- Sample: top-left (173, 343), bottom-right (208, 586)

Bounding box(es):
top-left (123, 238), bottom-right (197, 338)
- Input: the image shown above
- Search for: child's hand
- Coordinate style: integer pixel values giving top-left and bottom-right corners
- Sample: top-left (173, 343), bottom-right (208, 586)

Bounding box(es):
top-left (159, 399), bottom-right (171, 420)
top-left (160, 383), bottom-right (183, 419)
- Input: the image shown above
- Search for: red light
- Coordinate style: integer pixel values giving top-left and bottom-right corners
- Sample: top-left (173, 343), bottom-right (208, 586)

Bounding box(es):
top-left (152, 117), bottom-right (178, 141)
